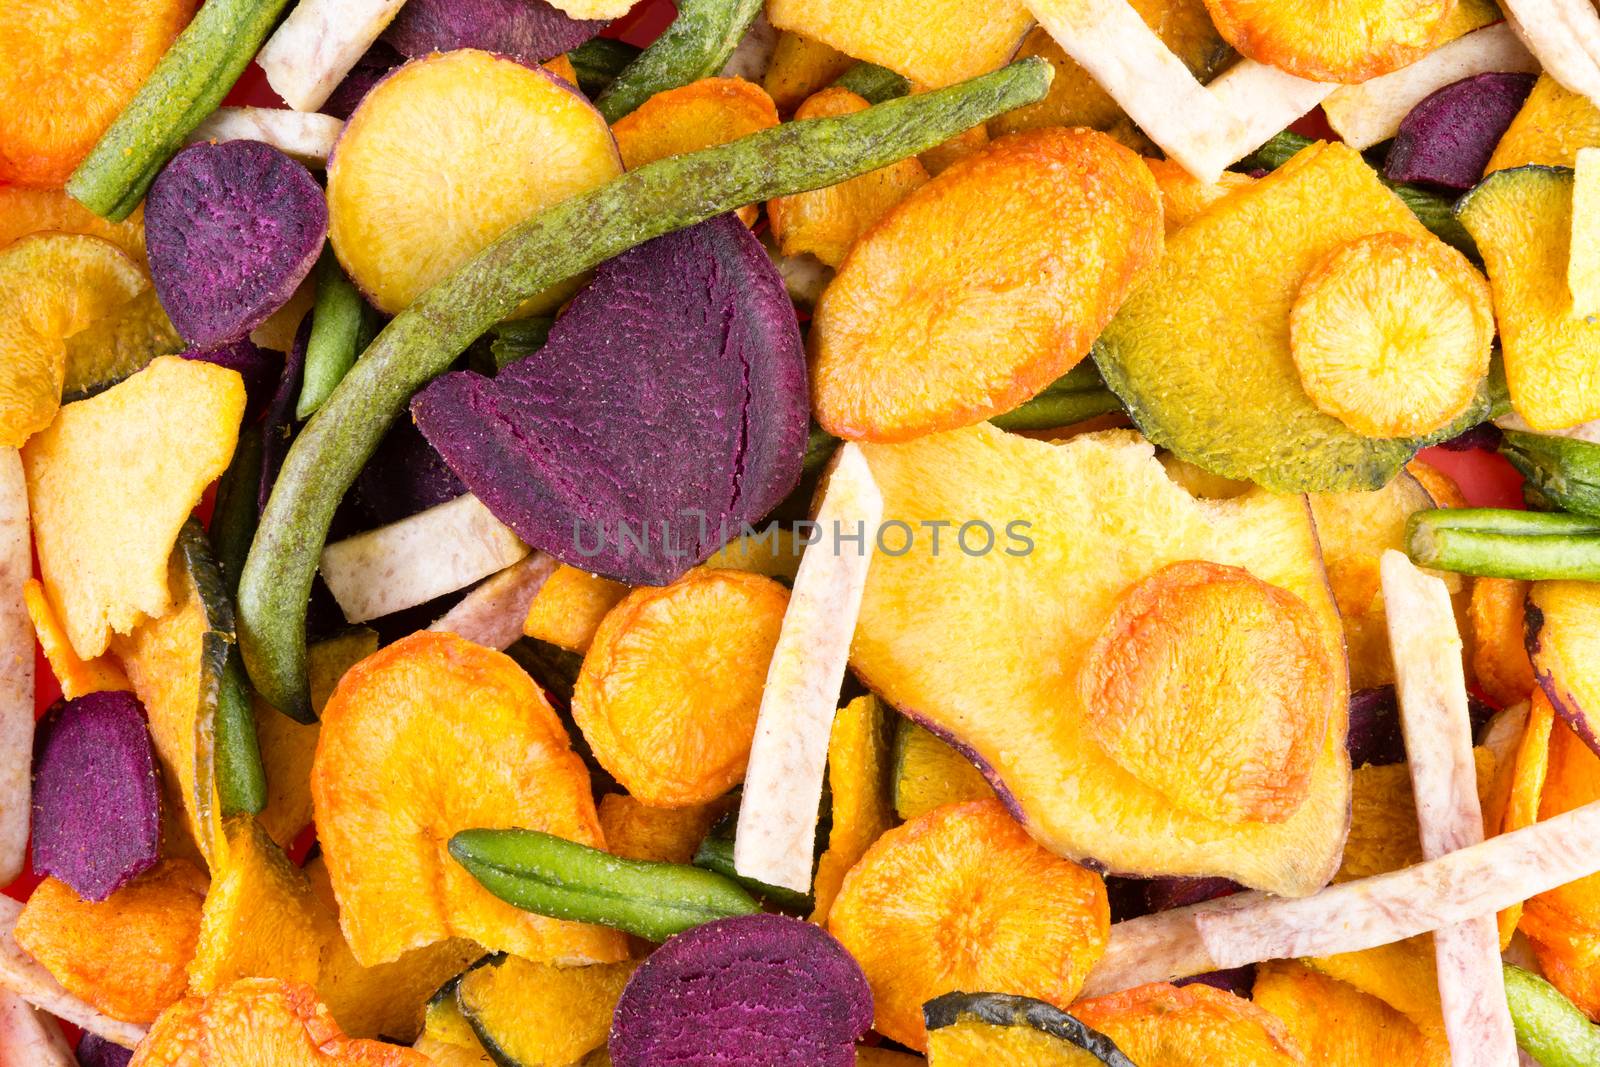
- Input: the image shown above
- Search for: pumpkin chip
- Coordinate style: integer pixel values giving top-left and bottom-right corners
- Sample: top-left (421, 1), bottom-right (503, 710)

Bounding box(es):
top-left (810, 695), bottom-right (895, 923)
top-left (598, 794), bottom-right (725, 865)
top-left (24, 578), bottom-right (130, 699)
top-left (1253, 960), bottom-right (1448, 1065)
top-left (1071, 981), bottom-right (1305, 1066)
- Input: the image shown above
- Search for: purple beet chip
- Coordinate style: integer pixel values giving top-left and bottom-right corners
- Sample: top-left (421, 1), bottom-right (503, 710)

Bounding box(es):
top-left (146, 140), bottom-right (328, 349)
top-left (322, 41), bottom-right (404, 120)
top-left (1347, 684), bottom-right (1496, 767)
top-left (1384, 72), bottom-right (1538, 190)
top-left (259, 318), bottom-right (309, 514)
top-left (352, 417), bottom-right (466, 527)
top-left (181, 336), bottom-right (282, 421)
top-left (31, 691), bottom-right (162, 903)
top-left (77, 1033), bottom-right (134, 1067)
top-left (384, 0), bottom-right (604, 62)
top-left (609, 914), bottom-right (873, 1067)
top-left (412, 214), bottom-right (808, 585)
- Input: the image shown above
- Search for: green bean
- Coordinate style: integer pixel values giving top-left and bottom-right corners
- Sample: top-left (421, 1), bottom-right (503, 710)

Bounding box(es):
top-left (834, 62), bottom-right (912, 104)
top-left (595, 0), bottom-right (763, 123)
top-left (1503, 964), bottom-right (1600, 1067)
top-left (210, 425), bottom-right (263, 599)
top-left (568, 37), bottom-right (643, 98)
top-left (297, 251), bottom-right (376, 420)
top-left (1406, 508), bottom-right (1600, 580)
top-left (1500, 429), bottom-right (1600, 520)
top-left (216, 653), bottom-right (267, 816)
top-left (692, 815), bottom-right (813, 914)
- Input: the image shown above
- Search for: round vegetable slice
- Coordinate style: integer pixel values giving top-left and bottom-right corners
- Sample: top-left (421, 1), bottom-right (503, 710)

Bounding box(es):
top-left (1200, 0), bottom-right (1452, 83)
top-left (810, 127), bottom-right (1162, 442)
top-left (612, 77), bottom-right (780, 172)
top-left (327, 48), bottom-right (622, 315)
top-left (572, 570), bottom-right (789, 807)
top-left (923, 992), bottom-right (1136, 1066)
top-left (0, 0), bottom-right (195, 186)
top-left (1385, 72), bottom-right (1539, 190)
top-left (145, 140), bottom-right (327, 350)
top-left (1077, 560), bottom-right (1338, 825)
top-left (0, 234), bottom-right (147, 448)
top-left (454, 954), bottom-right (634, 1067)
top-left (1070, 982), bottom-right (1304, 1066)
top-left (609, 913), bottom-right (873, 1067)
top-left (382, 0), bottom-right (603, 62)
top-left (826, 798), bottom-right (1110, 1050)
top-left (311, 630), bottom-right (626, 967)
top-left (1289, 231), bottom-right (1494, 439)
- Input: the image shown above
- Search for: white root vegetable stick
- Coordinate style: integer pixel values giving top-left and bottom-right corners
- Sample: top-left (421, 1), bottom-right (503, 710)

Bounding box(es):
top-left (0, 450), bottom-right (30, 887)
top-left (1082, 795), bottom-right (1600, 995)
top-left (1501, 0), bottom-right (1600, 105)
top-left (1205, 59), bottom-right (1337, 160)
top-left (0, 898), bottom-right (146, 1049)
top-left (428, 552), bottom-right (557, 650)
top-left (0, 991), bottom-right (73, 1067)
top-left (320, 494), bottom-right (529, 624)
top-left (258, 0), bottom-right (409, 112)
top-left (734, 444), bottom-right (882, 892)
top-left (721, 11), bottom-right (778, 81)
top-left (1026, 0), bottom-right (1252, 182)
top-left (1324, 23), bottom-right (1540, 149)
top-left (187, 107), bottom-right (345, 167)
top-left (1382, 550), bottom-right (1518, 1067)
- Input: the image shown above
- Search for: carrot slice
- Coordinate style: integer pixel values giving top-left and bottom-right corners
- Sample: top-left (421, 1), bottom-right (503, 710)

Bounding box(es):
top-left (612, 77), bottom-right (779, 171)
top-left (826, 798), bottom-right (1109, 1050)
top-left (0, 0), bottom-right (195, 186)
top-left (1289, 231), bottom-right (1494, 439)
top-left (1468, 578), bottom-right (1536, 708)
top-left (23, 579), bottom-right (129, 700)
top-left (1497, 692), bottom-right (1555, 945)
top-left (1254, 960), bottom-right (1449, 1066)
top-left (1072, 982), bottom-right (1303, 1066)
top-left (312, 631), bottom-right (625, 967)
top-left (523, 564), bottom-right (631, 654)
top-left (327, 49), bottom-right (622, 315)
top-left (572, 569), bottom-right (789, 807)
top-left (768, 88), bottom-right (929, 267)
top-left (811, 127), bottom-right (1162, 441)
top-left (1201, 0), bottom-right (1452, 82)
top-left (0, 189), bottom-right (146, 265)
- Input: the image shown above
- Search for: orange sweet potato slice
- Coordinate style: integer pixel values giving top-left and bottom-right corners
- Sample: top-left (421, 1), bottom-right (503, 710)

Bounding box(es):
top-left (762, 31), bottom-right (855, 114)
top-left (1253, 960), bottom-right (1447, 1066)
top-left (0, 0), bottom-right (195, 186)
top-left (1289, 231), bottom-right (1494, 439)
top-left (24, 578), bottom-right (130, 699)
top-left (1077, 560), bottom-right (1338, 825)
top-left (811, 128), bottom-right (1163, 442)
top-left (612, 77), bottom-right (779, 171)
top-left (571, 569), bottom-right (789, 807)
top-left (1497, 691), bottom-right (1555, 945)
top-left (1201, 0), bottom-right (1452, 82)
top-left (14, 861), bottom-right (207, 1025)
top-left (598, 794), bottom-right (726, 865)
top-left (1144, 157), bottom-right (1257, 234)
top-left (1520, 717), bottom-right (1600, 968)
top-left (314, 631), bottom-right (623, 968)
top-left (25, 356), bottom-right (244, 660)
top-left (522, 565), bottom-right (629, 654)
top-left (1071, 982), bottom-right (1305, 1066)
top-left (826, 798), bottom-right (1109, 1051)
top-left (130, 977), bottom-right (430, 1066)
top-left (810, 695), bottom-right (895, 923)
top-left (0, 189), bottom-right (146, 265)
top-left (768, 88), bottom-right (929, 268)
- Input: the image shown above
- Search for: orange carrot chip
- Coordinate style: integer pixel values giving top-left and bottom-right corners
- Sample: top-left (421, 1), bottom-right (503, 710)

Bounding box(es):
top-left (1521, 717), bottom-right (1600, 967)
top-left (1497, 691), bottom-right (1555, 945)
top-left (0, 189), bottom-right (146, 265)
top-left (1254, 960), bottom-right (1447, 1065)
top-left (1201, 0), bottom-right (1453, 82)
top-left (810, 695), bottom-right (895, 923)
top-left (522, 565), bottom-right (630, 654)
top-left (1073, 981), bottom-right (1303, 1066)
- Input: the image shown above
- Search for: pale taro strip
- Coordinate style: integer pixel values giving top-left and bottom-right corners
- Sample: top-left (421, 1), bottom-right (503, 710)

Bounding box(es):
top-left (1382, 550), bottom-right (1517, 1067)
top-left (0, 990), bottom-right (74, 1067)
top-left (187, 108), bottom-right (345, 167)
top-left (0, 898), bottom-right (147, 1049)
top-left (735, 444), bottom-right (883, 892)
top-left (1083, 797), bottom-right (1600, 995)
top-left (429, 552), bottom-right (558, 650)
top-left (0, 449), bottom-right (31, 886)
top-left (1324, 24), bottom-right (1539, 150)
top-left (1500, 0), bottom-right (1600, 105)
top-left (258, 0), bottom-right (410, 112)
top-left (1205, 59), bottom-right (1337, 161)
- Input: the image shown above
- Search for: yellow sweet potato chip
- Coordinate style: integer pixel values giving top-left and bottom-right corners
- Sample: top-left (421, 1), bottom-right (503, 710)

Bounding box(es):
top-left (0, 189), bottom-right (146, 265)
top-left (522, 565), bottom-right (629, 654)
top-left (1571, 147), bottom-right (1600, 319)
top-left (811, 695), bottom-right (895, 923)
top-left (24, 577), bottom-right (130, 699)
top-left (1488, 73), bottom-right (1600, 173)
top-left (1254, 960), bottom-right (1448, 1066)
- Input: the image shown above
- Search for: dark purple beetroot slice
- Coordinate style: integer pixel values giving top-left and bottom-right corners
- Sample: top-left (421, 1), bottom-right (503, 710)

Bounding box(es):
top-left (383, 0), bottom-right (604, 62)
top-left (146, 140), bottom-right (328, 349)
top-left (1178, 966), bottom-right (1256, 998)
top-left (351, 417), bottom-right (466, 527)
top-left (321, 41), bottom-right (404, 120)
top-left (1384, 72), bottom-right (1538, 190)
top-left (181, 336), bottom-right (282, 421)
top-left (77, 1033), bottom-right (134, 1067)
top-left (412, 213), bottom-right (807, 585)
top-left (1347, 685), bottom-right (1495, 767)
top-left (1142, 876), bottom-right (1240, 914)
top-left (259, 318), bottom-right (309, 515)
top-left (609, 913), bottom-right (872, 1067)
top-left (31, 691), bottom-right (162, 903)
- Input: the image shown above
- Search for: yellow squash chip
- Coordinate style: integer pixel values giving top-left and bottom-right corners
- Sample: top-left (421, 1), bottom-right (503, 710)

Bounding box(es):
top-left (1254, 960), bottom-right (1448, 1066)
top-left (810, 695), bottom-right (895, 922)
top-left (1487, 73), bottom-right (1600, 173)
top-left (766, 0), bottom-right (1033, 88)
top-left (23, 577), bottom-right (130, 699)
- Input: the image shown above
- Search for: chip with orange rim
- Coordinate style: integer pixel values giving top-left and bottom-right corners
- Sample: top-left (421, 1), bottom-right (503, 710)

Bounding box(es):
top-left (1071, 982), bottom-right (1306, 1066)
top-left (1200, 0), bottom-right (1454, 83)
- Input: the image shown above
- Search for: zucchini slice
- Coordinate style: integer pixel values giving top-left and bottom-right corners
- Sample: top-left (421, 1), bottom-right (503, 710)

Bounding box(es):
top-left (923, 992), bottom-right (1134, 1066)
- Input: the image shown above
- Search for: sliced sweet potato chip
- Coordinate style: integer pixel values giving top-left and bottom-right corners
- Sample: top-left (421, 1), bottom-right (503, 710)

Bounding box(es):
top-left (1337, 750), bottom-right (1495, 884)
top-left (0, 234), bottom-right (148, 448)
top-left (1143, 158), bottom-right (1255, 234)
top-left (0, 0), bottom-right (195, 186)
top-left (1253, 960), bottom-right (1447, 1066)
top-left (827, 798), bottom-right (1109, 1050)
top-left (891, 719), bottom-right (995, 821)
top-left (25, 357), bottom-right (244, 660)
top-left (572, 569), bottom-right (789, 807)
top-left (1072, 981), bottom-right (1304, 1066)
top-left (130, 978), bottom-right (430, 1066)
top-left (598, 794), bottom-right (725, 865)
top-left (24, 579), bottom-right (130, 699)
top-left (15, 861), bottom-right (207, 1025)
top-left (761, 31), bottom-right (855, 113)
top-left (1528, 580), bottom-right (1600, 751)
top-left (1201, 0), bottom-right (1451, 82)
top-left (1078, 560), bottom-right (1336, 825)
top-left (812, 128), bottom-right (1163, 441)
top-left (522, 565), bottom-right (630, 654)
top-left (313, 630), bottom-right (624, 967)
top-left (765, 0), bottom-right (1032, 88)
top-left (0, 189), bottom-right (146, 264)
top-left (611, 76), bottom-right (779, 174)
top-left (1488, 73), bottom-right (1600, 173)
top-left (1521, 717), bottom-right (1600, 967)
top-left (810, 695), bottom-right (895, 923)
top-left (1290, 232), bottom-right (1494, 438)
top-left (1497, 692), bottom-right (1555, 945)
top-left (769, 88), bottom-right (929, 267)
top-left (1469, 578), bottom-right (1536, 708)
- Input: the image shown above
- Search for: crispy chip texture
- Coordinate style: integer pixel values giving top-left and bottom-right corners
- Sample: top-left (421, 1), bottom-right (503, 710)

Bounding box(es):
top-left (891, 720), bottom-right (995, 821)
top-left (762, 32), bottom-right (856, 113)
top-left (1470, 578), bottom-right (1535, 707)
top-left (0, 189), bottom-right (146, 264)
top-left (25, 356), bottom-right (243, 660)
top-left (1071, 982), bottom-right (1305, 1066)
top-left (812, 128), bottom-right (1162, 442)
top-left (1253, 961), bottom-right (1447, 1066)
top-left (522, 565), bottom-right (629, 654)
top-left (827, 799), bottom-right (1109, 1050)
top-left (130, 978), bottom-right (430, 1066)
top-left (1144, 159), bottom-right (1256, 234)
top-left (455, 954), bottom-right (635, 1067)
top-left (1487, 74), bottom-right (1600, 173)
top-left (0, 0), bottom-right (195, 185)
top-left (1078, 560), bottom-right (1336, 825)
top-left (597, 794), bottom-right (724, 865)
top-left (16, 861), bottom-right (207, 1024)
top-left (1522, 718), bottom-right (1600, 967)
top-left (811, 695), bottom-right (895, 922)
top-left (766, 0), bottom-right (1032, 88)
top-left (1497, 693), bottom-right (1555, 944)
top-left (313, 631), bottom-right (625, 967)
top-left (25, 578), bottom-right (131, 698)
top-left (1201, 0), bottom-right (1451, 82)
top-left (611, 77), bottom-right (779, 173)
top-left (572, 569), bottom-right (789, 807)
